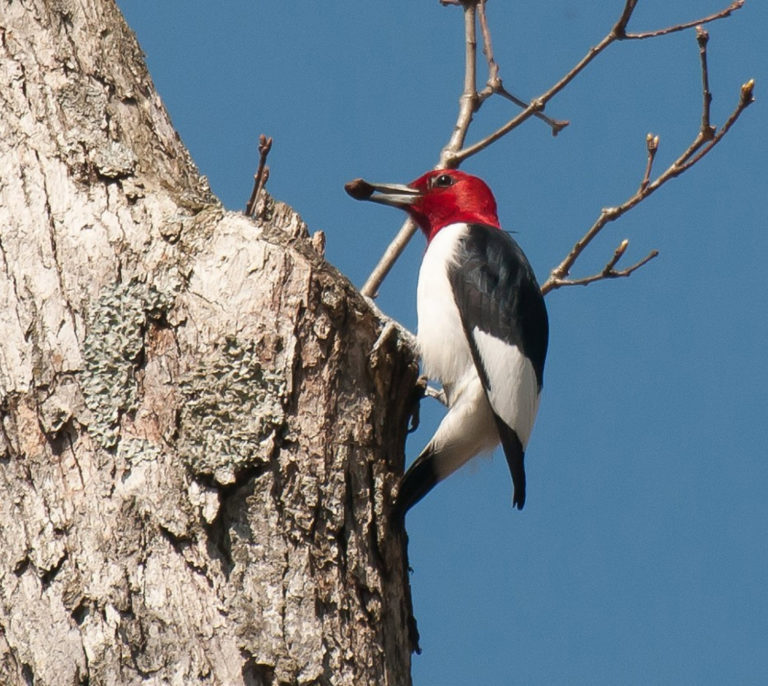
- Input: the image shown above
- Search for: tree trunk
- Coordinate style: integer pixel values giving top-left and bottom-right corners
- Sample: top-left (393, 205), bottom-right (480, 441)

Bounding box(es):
top-left (0, 1), bottom-right (418, 684)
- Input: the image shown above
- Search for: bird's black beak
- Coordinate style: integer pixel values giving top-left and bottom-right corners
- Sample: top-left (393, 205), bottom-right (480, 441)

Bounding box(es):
top-left (345, 178), bottom-right (421, 208)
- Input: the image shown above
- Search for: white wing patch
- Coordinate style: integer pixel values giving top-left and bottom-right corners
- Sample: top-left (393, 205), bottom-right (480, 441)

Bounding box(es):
top-left (471, 328), bottom-right (540, 447)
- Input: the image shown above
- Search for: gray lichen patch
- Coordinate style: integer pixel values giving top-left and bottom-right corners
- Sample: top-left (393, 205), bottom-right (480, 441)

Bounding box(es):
top-left (80, 280), bottom-right (175, 449)
top-left (89, 140), bottom-right (136, 180)
top-left (178, 337), bottom-right (286, 485)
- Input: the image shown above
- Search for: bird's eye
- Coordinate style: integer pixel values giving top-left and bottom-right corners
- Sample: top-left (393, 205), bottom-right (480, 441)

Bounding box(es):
top-left (433, 174), bottom-right (455, 188)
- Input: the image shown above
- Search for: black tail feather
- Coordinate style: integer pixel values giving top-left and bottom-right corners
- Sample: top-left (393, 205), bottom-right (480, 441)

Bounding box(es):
top-left (494, 416), bottom-right (526, 510)
top-left (392, 447), bottom-right (440, 519)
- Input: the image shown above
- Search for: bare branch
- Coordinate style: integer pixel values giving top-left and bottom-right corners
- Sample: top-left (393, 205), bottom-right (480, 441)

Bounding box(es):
top-left (542, 76), bottom-right (754, 294)
top-left (495, 86), bottom-right (570, 135)
top-left (245, 134), bottom-right (273, 217)
top-left (613, 0), bottom-right (639, 38)
top-left (639, 133), bottom-right (660, 193)
top-left (441, 1), bottom-right (479, 161)
top-left (362, 0), bottom-right (571, 296)
top-left (361, 218), bottom-right (419, 297)
top-left (475, 1), bottom-right (568, 135)
top-left (361, 0), bottom-right (749, 298)
top-left (363, 1), bottom-right (479, 297)
top-left (624, 1), bottom-right (745, 40)
top-left (543, 242), bottom-right (659, 293)
top-left (605, 238), bottom-right (631, 271)
top-left (477, 0), bottom-right (499, 92)
top-left (696, 27), bottom-right (716, 140)
top-left (675, 26), bottom-right (724, 167)
top-left (664, 78), bottom-right (754, 176)
top-left (451, 29), bottom-right (615, 164)
top-left (451, 0), bottom-right (744, 164)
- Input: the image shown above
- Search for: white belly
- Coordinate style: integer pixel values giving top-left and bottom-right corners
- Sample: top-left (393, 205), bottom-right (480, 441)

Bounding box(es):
top-left (416, 223), bottom-right (472, 389)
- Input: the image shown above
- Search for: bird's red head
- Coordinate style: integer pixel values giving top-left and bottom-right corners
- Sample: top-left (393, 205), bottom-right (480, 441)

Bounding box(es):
top-left (345, 169), bottom-right (501, 243)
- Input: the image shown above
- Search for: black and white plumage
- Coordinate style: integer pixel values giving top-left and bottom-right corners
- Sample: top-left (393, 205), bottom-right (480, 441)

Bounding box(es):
top-left (345, 169), bottom-right (548, 516)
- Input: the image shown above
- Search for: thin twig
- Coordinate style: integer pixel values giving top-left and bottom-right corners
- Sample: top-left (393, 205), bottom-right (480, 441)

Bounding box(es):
top-left (362, 0), bottom-right (569, 296)
top-left (613, 0), bottom-right (639, 37)
top-left (545, 238), bottom-right (659, 291)
top-left (477, 0), bottom-right (499, 92)
top-left (450, 28), bottom-right (616, 164)
top-left (639, 133), bottom-right (659, 192)
top-left (624, 1), bottom-right (744, 40)
top-left (360, 217), bottom-right (419, 298)
top-left (361, 0), bottom-right (747, 298)
top-left (441, 1), bottom-right (479, 162)
top-left (363, 1), bottom-right (479, 297)
top-left (496, 86), bottom-right (570, 135)
top-left (451, 0), bottom-right (645, 164)
top-left (605, 238), bottom-right (631, 271)
top-left (450, 95), bottom-right (547, 163)
top-left (451, 0), bottom-right (744, 164)
top-left (676, 30), bottom-right (720, 169)
top-left (696, 27), bottom-right (716, 140)
top-left (664, 78), bottom-right (754, 176)
top-left (475, 0), bottom-right (568, 134)
top-left (245, 134), bottom-right (272, 217)
top-left (542, 78), bottom-right (754, 295)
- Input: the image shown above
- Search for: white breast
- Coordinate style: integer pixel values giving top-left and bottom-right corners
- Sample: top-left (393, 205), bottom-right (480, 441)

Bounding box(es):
top-left (416, 223), bottom-right (472, 390)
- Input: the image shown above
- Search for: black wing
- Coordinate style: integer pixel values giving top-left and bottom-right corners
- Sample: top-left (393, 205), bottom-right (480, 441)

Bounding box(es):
top-left (447, 224), bottom-right (548, 508)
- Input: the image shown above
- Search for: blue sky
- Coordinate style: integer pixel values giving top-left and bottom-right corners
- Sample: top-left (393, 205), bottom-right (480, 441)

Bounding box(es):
top-left (117, 2), bottom-right (767, 684)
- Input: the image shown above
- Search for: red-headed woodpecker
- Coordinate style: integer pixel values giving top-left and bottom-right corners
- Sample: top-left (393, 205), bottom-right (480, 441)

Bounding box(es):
top-left (346, 169), bottom-right (548, 516)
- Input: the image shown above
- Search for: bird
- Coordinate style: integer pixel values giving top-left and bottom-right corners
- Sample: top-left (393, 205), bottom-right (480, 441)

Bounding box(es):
top-left (345, 169), bottom-right (548, 517)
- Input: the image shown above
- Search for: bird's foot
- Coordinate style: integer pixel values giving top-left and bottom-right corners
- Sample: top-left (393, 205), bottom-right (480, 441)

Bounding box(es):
top-left (423, 383), bottom-right (447, 406)
top-left (407, 376), bottom-right (428, 433)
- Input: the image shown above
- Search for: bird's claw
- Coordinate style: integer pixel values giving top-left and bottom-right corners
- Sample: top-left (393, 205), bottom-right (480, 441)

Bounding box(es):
top-left (407, 376), bottom-right (428, 433)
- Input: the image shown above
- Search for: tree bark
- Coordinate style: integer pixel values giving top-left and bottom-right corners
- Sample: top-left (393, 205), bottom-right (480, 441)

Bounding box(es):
top-left (0, 1), bottom-right (418, 684)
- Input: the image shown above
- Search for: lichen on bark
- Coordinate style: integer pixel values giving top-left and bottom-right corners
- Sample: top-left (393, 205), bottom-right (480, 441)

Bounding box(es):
top-left (80, 280), bottom-right (177, 449)
top-left (0, 1), bottom-right (418, 684)
top-left (178, 336), bottom-right (287, 485)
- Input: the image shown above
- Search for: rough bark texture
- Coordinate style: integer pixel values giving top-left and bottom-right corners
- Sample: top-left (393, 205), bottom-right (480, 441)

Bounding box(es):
top-left (0, 1), bottom-right (419, 684)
